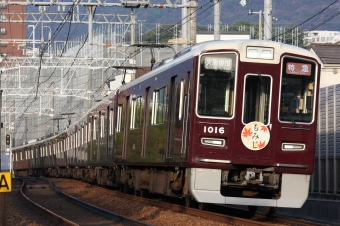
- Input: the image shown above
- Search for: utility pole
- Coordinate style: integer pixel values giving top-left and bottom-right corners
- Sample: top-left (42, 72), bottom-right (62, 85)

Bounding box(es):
top-left (214, 0), bottom-right (220, 40)
top-left (187, 0), bottom-right (197, 45)
top-left (182, 0), bottom-right (187, 43)
top-left (263, 0), bottom-right (272, 40)
top-left (249, 10), bottom-right (263, 40)
top-left (130, 9), bottom-right (136, 80)
top-left (86, 5), bottom-right (96, 111)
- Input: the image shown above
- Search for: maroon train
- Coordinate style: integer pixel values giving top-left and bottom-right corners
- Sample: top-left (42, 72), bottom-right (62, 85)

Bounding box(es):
top-left (12, 40), bottom-right (321, 213)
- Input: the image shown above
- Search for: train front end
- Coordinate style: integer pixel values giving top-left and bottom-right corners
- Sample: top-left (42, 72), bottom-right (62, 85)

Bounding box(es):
top-left (188, 40), bottom-right (320, 208)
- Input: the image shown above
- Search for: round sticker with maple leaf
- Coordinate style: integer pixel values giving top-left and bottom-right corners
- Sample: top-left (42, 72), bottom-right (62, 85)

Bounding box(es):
top-left (241, 121), bottom-right (270, 151)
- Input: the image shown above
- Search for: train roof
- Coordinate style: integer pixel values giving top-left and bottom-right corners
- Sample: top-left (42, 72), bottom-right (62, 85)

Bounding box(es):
top-left (11, 129), bottom-right (67, 152)
top-left (119, 40), bottom-right (321, 91)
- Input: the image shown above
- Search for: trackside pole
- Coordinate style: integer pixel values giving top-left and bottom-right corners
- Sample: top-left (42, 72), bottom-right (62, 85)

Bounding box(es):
top-left (0, 90), bottom-right (6, 226)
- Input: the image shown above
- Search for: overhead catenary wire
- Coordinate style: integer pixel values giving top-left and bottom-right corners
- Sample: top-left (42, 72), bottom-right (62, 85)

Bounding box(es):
top-left (271, 0), bottom-right (339, 41)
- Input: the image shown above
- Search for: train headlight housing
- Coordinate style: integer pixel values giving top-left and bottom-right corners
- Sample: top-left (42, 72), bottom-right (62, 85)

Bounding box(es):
top-left (246, 46), bottom-right (274, 60)
top-left (201, 138), bottom-right (225, 147)
top-left (281, 143), bottom-right (305, 151)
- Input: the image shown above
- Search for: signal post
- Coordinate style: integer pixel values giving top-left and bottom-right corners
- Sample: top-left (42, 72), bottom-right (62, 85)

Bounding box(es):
top-left (0, 90), bottom-right (11, 226)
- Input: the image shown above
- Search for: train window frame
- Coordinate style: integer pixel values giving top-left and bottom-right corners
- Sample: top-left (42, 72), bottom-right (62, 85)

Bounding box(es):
top-left (196, 52), bottom-right (238, 119)
top-left (278, 56), bottom-right (318, 125)
top-left (151, 87), bottom-right (167, 125)
top-left (130, 96), bottom-right (142, 129)
top-left (241, 73), bottom-right (273, 125)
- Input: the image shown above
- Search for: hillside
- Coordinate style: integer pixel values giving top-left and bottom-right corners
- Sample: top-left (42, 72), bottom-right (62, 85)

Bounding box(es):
top-left (121, 0), bottom-right (340, 31)
top-left (26, 0), bottom-right (340, 41)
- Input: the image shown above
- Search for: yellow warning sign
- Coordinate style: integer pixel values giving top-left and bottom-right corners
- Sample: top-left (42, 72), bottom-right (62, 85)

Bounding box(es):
top-left (0, 172), bottom-right (12, 192)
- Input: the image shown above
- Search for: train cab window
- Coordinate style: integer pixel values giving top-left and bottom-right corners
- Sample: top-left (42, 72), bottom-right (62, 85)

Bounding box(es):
top-left (151, 87), bottom-right (166, 125)
top-left (117, 105), bottom-right (123, 132)
top-left (131, 96), bottom-right (142, 129)
top-left (109, 109), bottom-right (114, 136)
top-left (243, 74), bottom-right (272, 125)
top-left (197, 53), bottom-right (237, 117)
top-left (279, 57), bottom-right (317, 123)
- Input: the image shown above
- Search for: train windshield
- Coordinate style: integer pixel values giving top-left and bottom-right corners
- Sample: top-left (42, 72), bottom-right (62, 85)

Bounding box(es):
top-left (243, 74), bottom-right (272, 125)
top-left (279, 57), bottom-right (317, 123)
top-left (197, 53), bottom-right (237, 117)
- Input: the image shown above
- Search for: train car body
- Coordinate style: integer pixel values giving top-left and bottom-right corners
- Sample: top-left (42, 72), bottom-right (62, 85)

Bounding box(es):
top-left (12, 40), bottom-right (321, 210)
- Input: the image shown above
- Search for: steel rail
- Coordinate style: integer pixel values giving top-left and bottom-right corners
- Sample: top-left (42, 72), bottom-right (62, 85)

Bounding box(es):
top-left (19, 180), bottom-right (79, 226)
top-left (48, 180), bottom-right (150, 226)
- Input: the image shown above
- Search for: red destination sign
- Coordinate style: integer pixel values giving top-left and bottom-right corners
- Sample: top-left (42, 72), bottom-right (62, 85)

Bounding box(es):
top-left (286, 62), bottom-right (311, 76)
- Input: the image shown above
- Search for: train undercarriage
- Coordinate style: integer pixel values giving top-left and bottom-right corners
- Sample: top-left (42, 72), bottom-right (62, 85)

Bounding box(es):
top-left (14, 164), bottom-right (284, 215)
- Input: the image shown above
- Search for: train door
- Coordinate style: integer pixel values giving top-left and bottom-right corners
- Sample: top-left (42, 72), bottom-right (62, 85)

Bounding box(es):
top-left (166, 76), bottom-right (176, 158)
top-left (167, 72), bottom-right (190, 161)
top-left (235, 67), bottom-right (275, 160)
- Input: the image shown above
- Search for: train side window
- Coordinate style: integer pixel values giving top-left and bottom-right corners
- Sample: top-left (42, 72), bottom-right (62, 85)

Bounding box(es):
top-left (92, 117), bottom-right (98, 140)
top-left (179, 80), bottom-right (185, 120)
top-left (77, 129), bottom-right (80, 147)
top-left (151, 87), bottom-right (166, 125)
top-left (109, 108), bottom-right (114, 136)
top-left (117, 105), bottom-right (123, 132)
top-left (131, 96), bottom-right (142, 129)
top-left (81, 127), bottom-right (84, 145)
top-left (242, 74), bottom-right (272, 125)
top-left (100, 115), bottom-right (105, 138)
top-left (197, 53), bottom-right (237, 117)
top-left (88, 122), bottom-right (92, 142)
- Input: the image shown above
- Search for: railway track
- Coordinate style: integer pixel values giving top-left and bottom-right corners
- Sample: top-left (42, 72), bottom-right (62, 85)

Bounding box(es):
top-left (48, 178), bottom-right (323, 226)
top-left (0, 178), bottom-right (60, 225)
top-left (20, 178), bottom-right (150, 226)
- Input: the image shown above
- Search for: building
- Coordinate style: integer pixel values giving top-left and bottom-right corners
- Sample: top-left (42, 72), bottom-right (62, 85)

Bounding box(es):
top-left (196, 31), bottom-right (250, 43)
top-left (0, 1), bottom-right (26, 57)
top-left (168, 31), bottom-right (250, 44)
top-left (304, 30), bottom-right (340, 46)
top-left (308, 43), bottom-right (340, 88)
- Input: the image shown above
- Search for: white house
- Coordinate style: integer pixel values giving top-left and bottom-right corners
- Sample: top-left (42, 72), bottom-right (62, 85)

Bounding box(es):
top-left (304, 30), bottom-right (340, 46)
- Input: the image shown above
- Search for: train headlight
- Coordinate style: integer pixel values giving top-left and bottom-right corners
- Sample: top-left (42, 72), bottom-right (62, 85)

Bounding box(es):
top-left (201, 138), bottom-right (225, 147)
top-left (281, 143), bottom-right (305, 151)
top-left (246, 46), bottom-right (274, 60)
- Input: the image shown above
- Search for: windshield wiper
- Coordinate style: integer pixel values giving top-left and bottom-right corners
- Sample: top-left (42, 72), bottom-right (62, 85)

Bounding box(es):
top-left (281, 102), bottom-right (297, 128)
